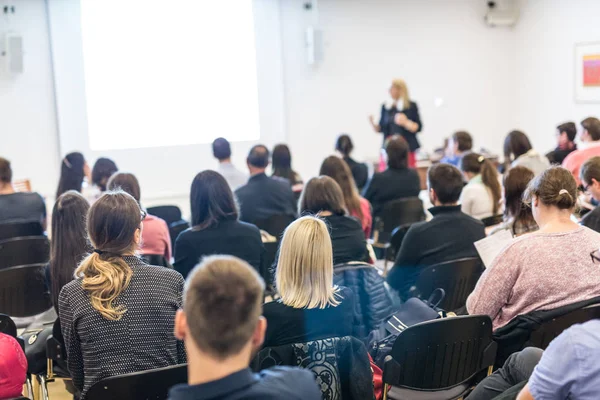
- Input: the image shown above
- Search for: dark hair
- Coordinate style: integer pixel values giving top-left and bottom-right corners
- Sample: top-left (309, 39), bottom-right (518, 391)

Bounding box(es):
top-left (107, 172), bottom-right (141, 203)
top-left (247, 145), bottom-right (270, 169)
top-left (0, 157), bottom-right (12, 183)
top-left (524, 166), bottom-right (577, 210)
top-left (299, 176), bottom-right (346, 216)
top-left (335, 134), bottom-right (354, 157)
top-left (427, 163), bottom-right (464, 204)
top-left (319, 156), bottom-right (363, 220)
top-left (212, 137), bottom-right (232, 160)
top-left (557, 122), bottom-right (577, 143)
top-left (91, 158), bottom-right (118, 192)
top-left (385, 135), bottom-right (409, 169)
top-left (461, 153), bottom-right (502, 215)
top-left (582, 117), bottom-right (600, 141)
top-left (50, 191), bottom-right (91, 310)
top-left (190, 170), bottom-right (238, 229)
top-left (580, 156), bottom-right (600, 187)
top-left (56, 152), bottom-right (86, 199)
top-left (452, 131), bottom-right (473, 152)
top-left (503, 166), bottom-right (536, 235)
top-left (272, 144), bottom-right (297, 182)
top-left (504, 130), bottom-right (532, 164)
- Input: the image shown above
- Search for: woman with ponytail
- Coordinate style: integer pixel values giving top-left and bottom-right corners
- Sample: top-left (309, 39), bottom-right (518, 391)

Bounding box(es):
top-left (460, 153), bottom-right (503, 219)
top-left (58, 191), bottom-right (186, 399)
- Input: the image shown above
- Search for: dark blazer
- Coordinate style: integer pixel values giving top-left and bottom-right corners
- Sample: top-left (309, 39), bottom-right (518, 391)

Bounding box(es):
top-left (343, 156), bottom-right (369, 190)
top-left (323, 214), bottom-right (370, 265)
top-left (174, 219), bottom-right (264, 278)
top-left (546, 146), bottom-right (576, 165)
top-left (235, 173), bottom-right (298, 224)
top-left (378, 101), bottom-right (422, 151)
top-left (362, 167), bottom-right (421, 218)
top-left (387, 205), bottom-right (485, 298)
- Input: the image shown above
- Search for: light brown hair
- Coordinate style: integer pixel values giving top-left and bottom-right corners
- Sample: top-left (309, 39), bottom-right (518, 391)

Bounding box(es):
top-left (461, 153), bottom-right (502, 215)
top-left (581, 156), bottom-right (600, 186)
top-left (385, 135), bottom-right (409, 169)
top-left (503, 166), bottom-right (536, 235)
top-left (582, 117), bottom-right (600, 141)
top-left (0, 157), bottom-right (12, 183)
top-left (319, 156), bottom-right (363, 220)
top-left (524, 166), bottom-right (577, 210)
top-left (391, 79), bottom-right (411, 110)
top-left (107, 172), bottom-right (141, 202)
top-left (299, 176), bottom-right (346, 216)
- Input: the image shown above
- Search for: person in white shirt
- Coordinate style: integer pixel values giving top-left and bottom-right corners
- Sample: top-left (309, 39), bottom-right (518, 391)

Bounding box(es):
top-left (504, 130), bottom-right (550, 176)
top-left (460, 153), bottom-right (502, 220)
top-left (212, 137), bottom-right (248, 191)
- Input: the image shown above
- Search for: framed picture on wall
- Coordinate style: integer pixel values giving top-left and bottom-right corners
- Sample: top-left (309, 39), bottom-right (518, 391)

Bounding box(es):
top-left (575, 42), bottom-right (600, 103)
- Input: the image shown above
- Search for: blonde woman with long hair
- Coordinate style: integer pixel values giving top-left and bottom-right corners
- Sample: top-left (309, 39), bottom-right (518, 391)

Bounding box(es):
top-left (263, 216), bottom-right (355, 347)
top-left (58, 191), bottom-right (186, 399)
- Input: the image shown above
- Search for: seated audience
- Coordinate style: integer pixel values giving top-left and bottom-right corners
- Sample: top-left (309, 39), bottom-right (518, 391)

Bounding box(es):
top-left (235, 145), bottom-right (298, 224)
top-left (169, 255), bottom-right (321, 400)
top-left (320, 155), bottom-right (373, 238)
top-left (263, 216), bottom-right (355, 347)
top-left (272, 144), bottom-right (304, 194)
top-left (335, 134), bottom-right (369, 190)
top-left (59, 191), bottom-right (186, 399)
top-left (580, 156), bottom-right (600, 232)
top-left (300, 176), bottom-right (369, 264)
top-left (212, 137), bottom-right (248, 190)
top-left (174, 170), bottom-right (264, 278)
top-left (460, 153), bottom-right (502, 219)
top-left (56, 152), bottom-right (91, 199)
top-left (504, 130), bottom-right (550, 176)
top-left (563, 117), bottom-right (600, 185)
top-left (0, 157), bottom-right (46, 228)
top-left (440, 130), bottom-right (473, 167)
top-left (107, 172), bottom-right (172, 260)
top-left (546, 121), bottom-right (577, 165)
top-left (467, 167), bottom-right (600, 330)
top-left (91, 157), bottom-right (118, 193)
top-left (387, 164), bottom-right (485, 298)
top-left (489, 166), bottom-right (538, 236)
top-left (0, 333), bottom-right (28, 400)
top-left (362, 135), bottom-right (421, 218)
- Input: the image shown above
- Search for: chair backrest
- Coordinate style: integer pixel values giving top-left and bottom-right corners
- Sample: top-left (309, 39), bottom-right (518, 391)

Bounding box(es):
top-left (141, 254), bottom-right (172, 268)
top-left (481, 214), bottom-right (504, 227)
top-left (13, 179), bottom-right (31, 192)
top-left (385, 224), bottom-right (412, 262)
top-left (0, 313), bottom-right (17, 337)
top-left (86, 364), bottom-right (188, 400)
top-left (0, 236), bottom-right (50, 270)
top-left (146, 206), bottom-right (182, 226)
top-left (0, 264), bottom-right (52, 317)
top-left (375, 197), bottom-right (424, 243)
top-left (253, 214), bottom-right (296, 238)
top-left (0, 222), bottom-right (44, 241)
top-left (529, 303), bottom-right (600, 349)
top-left (385, 315), bottom-right (496, 390)
top-left (409, 257), bottom-right (483, 311)
top-left (262, 241), bottom-right (279, 286)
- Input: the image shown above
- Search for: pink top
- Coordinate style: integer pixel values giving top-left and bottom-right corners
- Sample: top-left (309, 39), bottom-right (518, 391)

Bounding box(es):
top-left (562, 143), bottom-right (600, 185)
top-left (350, 197), bottom-right (373, 238)
top-left (141, 214), bottom-right (172, 260)
top-left (467, 226), bottom-right (600, 330)
top-left (0, 333), bottom-right (27, 399)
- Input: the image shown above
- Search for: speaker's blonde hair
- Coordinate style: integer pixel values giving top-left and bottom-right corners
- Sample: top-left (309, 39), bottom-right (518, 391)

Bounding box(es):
top-left (276, 216), bottom-right (340, 309)
top-left (392, 78), bottom-right (411, 110)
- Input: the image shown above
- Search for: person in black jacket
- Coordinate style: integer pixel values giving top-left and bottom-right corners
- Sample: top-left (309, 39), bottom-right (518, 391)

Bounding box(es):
top-left (386, 163), bottom-right (485, 299)
top-left (546, 121), bottom-right (577, 165)
top-left (335, 134), bottom-right (369, 190)
top-left (174, 170), bottom-right (264, 278)
top-left (580, 157), bottom-right (600, 232)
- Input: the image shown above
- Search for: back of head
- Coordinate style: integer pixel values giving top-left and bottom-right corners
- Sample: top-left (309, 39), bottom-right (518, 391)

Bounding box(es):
top-left (504, 130), bottom-right (532, 161)
top-left (580, 156), bottom-right (600, 186)
top-left (56, 152), bottom-right (86, 199)
top-left (247, 145), bottom-right (270, 169)
top-left (452, 131), bottom-right (473, 152)
top-left (0, 333), bottom-right (27, 399)
top-left (504, 166), bottom-right (535, 220)
top-left (91, 158), bottom-right (119, 192)
top-left (212, 137), bottom-right (232, 161)
top-left (557, 121), bottom-right (577, 142)
top-left (427, 163), bottom-right (464, 205)
top-left (385, 135), bottom-right (409, 169)
top-left (299, 175), bottom-right (346, 216)
top-left (51, 190), bottom-right (91, 309)
top-left (525, 166), bottom-right (577, 210)
top-left (461, 153), bottom-right (502, 214)
top-left (319, 156), bottom-right (362, 218)
top-left (335, 134), bottom-right (354, 157)
top-left (75, 191), bottom-right (142, 320)
top-left (107, 172), bottom-right (141, 203)
top-left (582, 117), bottom-right (600, 141)
top-left (276, 216), bottom-right (339, 309)
top-left (183, 255), bottom-right (264, 360)
top-left (272, 144), bottom-right (294, 180)
top-left (190, 170), bottom-right (238, 229)
top-left (0, 157), bottom-right (12, 184)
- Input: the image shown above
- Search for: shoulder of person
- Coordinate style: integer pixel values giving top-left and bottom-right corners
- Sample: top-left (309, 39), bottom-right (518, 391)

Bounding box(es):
top-left (58, 277), bottom-right (84, 300)
top-left (237, 220), bottom-right (262, 235)
top-left (138, 261), bottom-right (184, 284)
top-left (406, 219), bottom-right (429, 235)
top-left (409, 100), bottom-right (418, 108)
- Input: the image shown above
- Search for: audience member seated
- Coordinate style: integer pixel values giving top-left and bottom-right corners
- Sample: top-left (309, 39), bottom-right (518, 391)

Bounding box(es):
top-left (387, 163), bottom-right (485, 298)
top-left (546, 121), bottom-right (577, 165)
top-left (56, 152), bottom-right (91, 200)
top-left (91, 157), bottom-right (118, 193)
top-left (0, 157), bottom-right (46, 228)
top-left (272, 144), bottom-right (304, 194)
top-left (563, 117), bottom-right (600, 184)
top-left (212, 137), bottom-right (248, 190)
top-left (580, 157), bottom-right (600, 232)
top-left (263, 216), bottom-right (355, 347)
top-left (460, 153), bottom-right (502, 219)
top-left (467, 166), bottom-right (600, 331)
top-left (489, 166), bottom-right (539, 236)
top-left (0, 333), bottom-right (28, 400)
top-left (362, 135), bottom-right (421, 218)
top-left (320, 155), bottom-right (373, 238)
top-left (169, 255), bottom-right (321, 400)
top-left (235, 145), bottom-right (298, 224)
top-left (440, 130), bottom-right (473, 167)
top-left (174, 170), bottom-right (264, 278)
top-left (335, 134), bottom-right (369, 190)
top-left (59, 191), bottom-right (186, 399)
top-left (299, 176), bottom-right (369, 264)
top-left (504, 130), bottom-right (550, 176)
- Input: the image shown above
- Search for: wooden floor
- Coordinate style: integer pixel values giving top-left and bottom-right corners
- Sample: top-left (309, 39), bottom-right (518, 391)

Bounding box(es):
top-left (25, 380), bottom-right (72, 400)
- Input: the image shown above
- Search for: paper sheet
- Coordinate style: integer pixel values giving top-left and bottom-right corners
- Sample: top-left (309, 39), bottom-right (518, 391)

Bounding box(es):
top-left (474, 229), bottom-right (514, 268)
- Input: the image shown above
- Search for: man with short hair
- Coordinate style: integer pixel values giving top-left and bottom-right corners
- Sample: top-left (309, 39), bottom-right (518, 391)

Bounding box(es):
top-left (546, 122), bottom-right (577, 165)
top-left (212, 137), bottom-right (248, 190)
top-left (386, 163), bottom-right (485, 298)
top-left (579, 156), bottom-right (600, 232)
top-left (169, 255), bottom-right (321, 400)
top-left (235, 145), bottom-right (298, 224)
top-left (0, 157), bottom-right (46, 229)
top-left (440, 130), bottom-right (473, 167)
top-left (562, 117), bottom-right (600, 184)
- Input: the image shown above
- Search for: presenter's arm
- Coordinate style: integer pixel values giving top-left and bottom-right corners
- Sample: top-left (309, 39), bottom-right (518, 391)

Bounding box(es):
top-left (369, 115), bottom-right (381, 133)
top-left (395, 102), bottom-right (422, 133)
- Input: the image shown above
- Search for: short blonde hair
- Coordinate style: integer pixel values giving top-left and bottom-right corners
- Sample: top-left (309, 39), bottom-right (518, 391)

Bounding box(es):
top-left (392, 78), bottom-right (411, 110)
top-left (276, 216), bottom-right (340, 309)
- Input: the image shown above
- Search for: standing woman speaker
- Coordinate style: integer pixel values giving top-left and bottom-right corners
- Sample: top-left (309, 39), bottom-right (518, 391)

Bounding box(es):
top-left (369, 79), bottom-right (422, 168)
